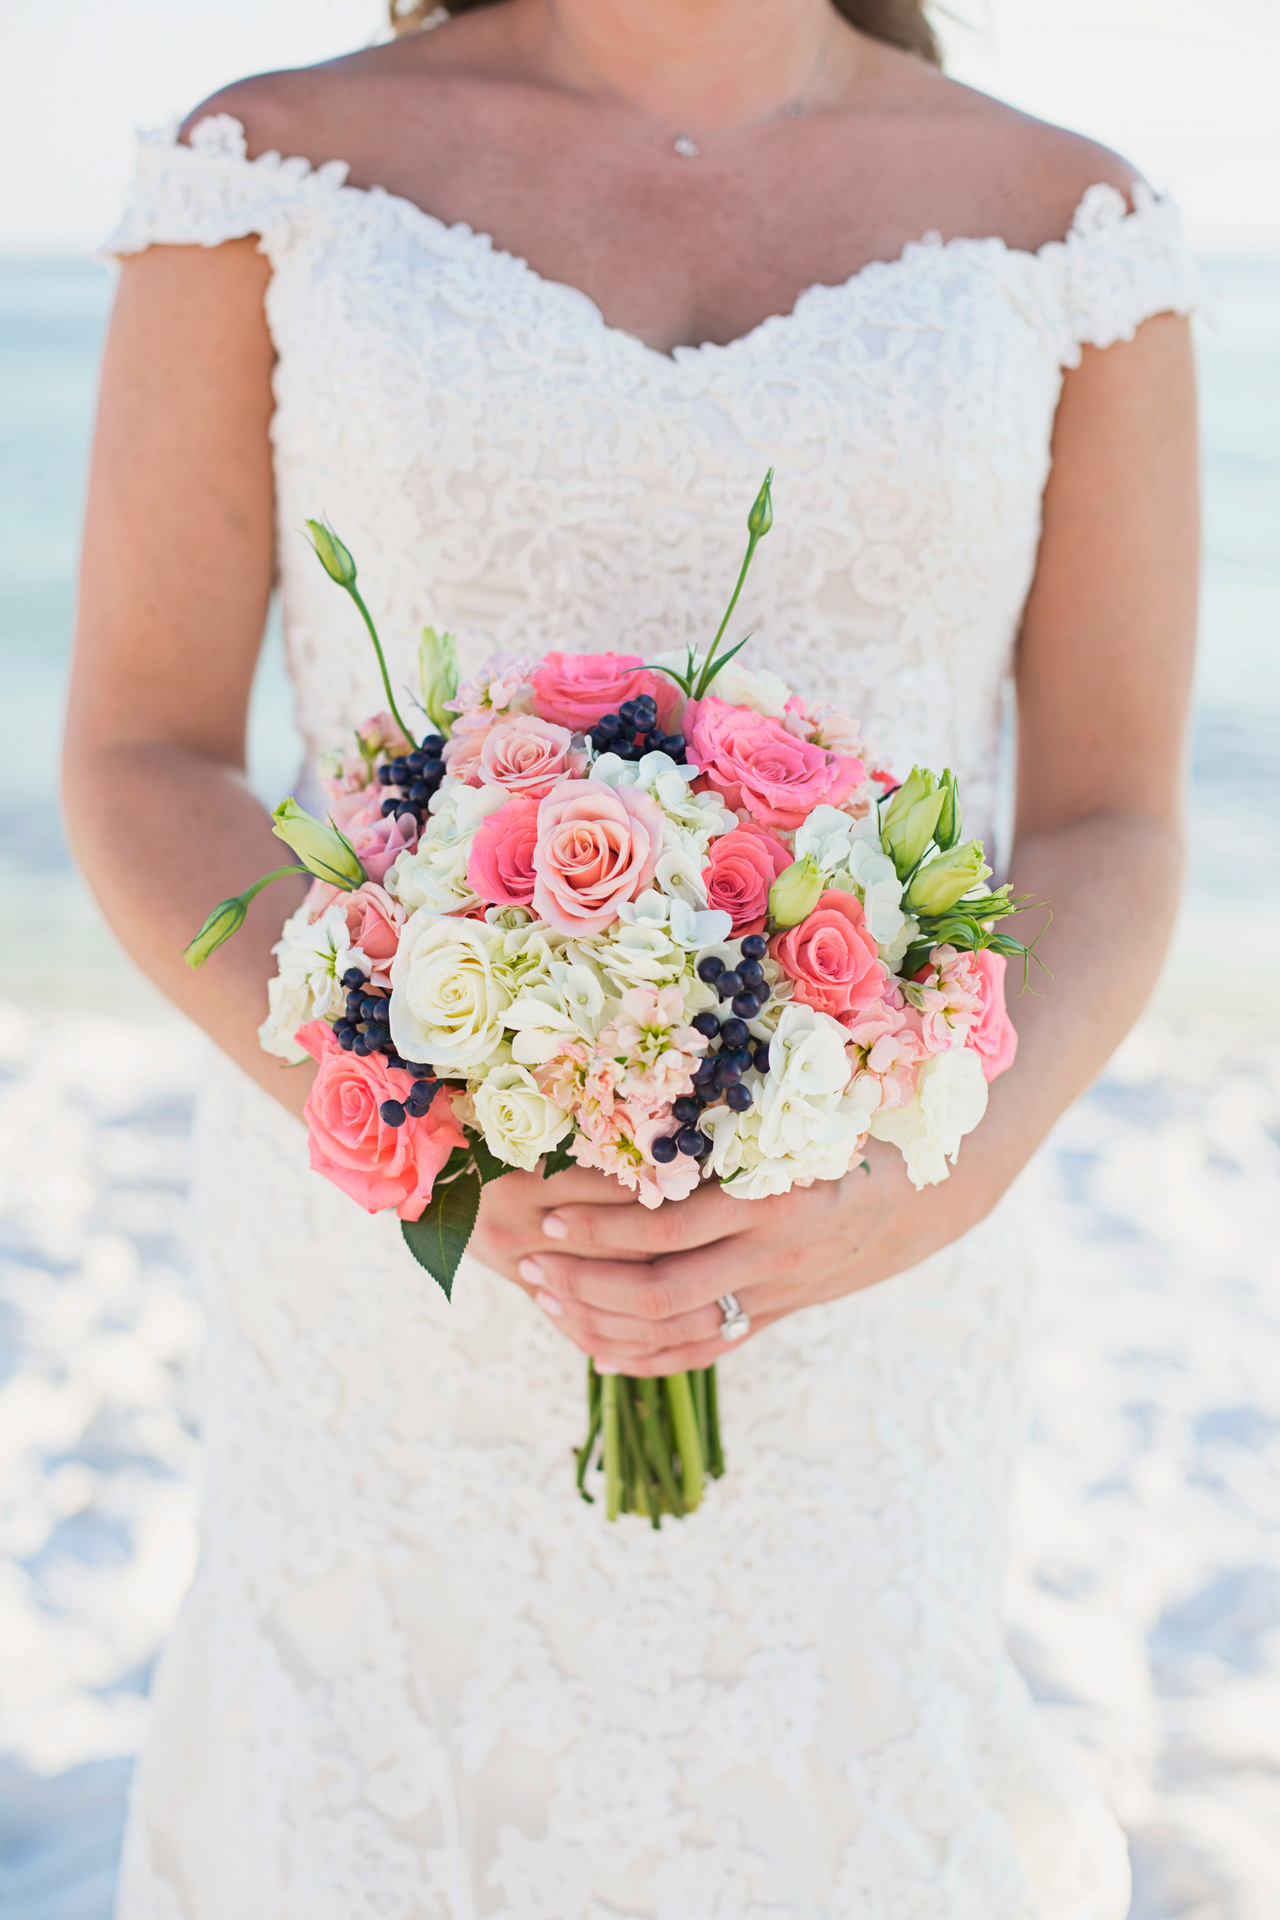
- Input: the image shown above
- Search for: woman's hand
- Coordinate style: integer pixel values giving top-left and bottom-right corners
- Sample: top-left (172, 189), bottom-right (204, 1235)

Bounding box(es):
top-left (487, 1141), bottom-right (995, 1377)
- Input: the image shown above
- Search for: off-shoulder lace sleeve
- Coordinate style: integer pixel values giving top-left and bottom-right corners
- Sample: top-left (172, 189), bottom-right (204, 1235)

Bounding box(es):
top-left (102, 114), bottom-right (348, 257)
top-left (1037, 181), bottom-right (1199, 367)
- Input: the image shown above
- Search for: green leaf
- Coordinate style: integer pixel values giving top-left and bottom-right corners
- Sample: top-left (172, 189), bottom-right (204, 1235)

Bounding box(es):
top-left (541, 1141), bottom-right (578, 1180)
top-left (469, 1136), bottom-right (512, 1186)
top-left (401, 1170), bottom-right (481, 1300)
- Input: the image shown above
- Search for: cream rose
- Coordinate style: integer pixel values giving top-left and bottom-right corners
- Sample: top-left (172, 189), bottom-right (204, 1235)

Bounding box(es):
top-left (389, 915), bottom-right (511, 1074)
top-left (472, 1062), bottom-right (572, 1172)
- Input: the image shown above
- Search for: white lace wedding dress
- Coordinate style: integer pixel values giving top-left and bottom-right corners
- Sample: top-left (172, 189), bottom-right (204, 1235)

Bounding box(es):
top-left (105, 116), bottom-right (1195, 1920)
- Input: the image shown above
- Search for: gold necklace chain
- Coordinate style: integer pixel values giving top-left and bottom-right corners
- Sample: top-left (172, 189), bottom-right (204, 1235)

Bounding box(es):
top-left (545, 0), bottom-right (840, 159)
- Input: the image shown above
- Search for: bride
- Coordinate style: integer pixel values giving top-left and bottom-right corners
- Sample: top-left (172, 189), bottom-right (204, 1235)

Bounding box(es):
top-left (66, 0), bottom-right (1197, 1912)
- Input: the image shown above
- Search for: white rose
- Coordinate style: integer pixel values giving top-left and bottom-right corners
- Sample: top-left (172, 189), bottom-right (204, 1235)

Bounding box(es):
top-left (389, 914), bottom-right (511, 1073)
top-left (472, 1062), bottom-right (571, 1172)
top-left (869, 1045), bottom-right (988, 1189)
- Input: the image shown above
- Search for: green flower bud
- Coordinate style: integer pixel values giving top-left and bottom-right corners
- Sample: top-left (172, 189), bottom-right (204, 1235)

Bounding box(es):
top-left (880, 767), bottom-right (946, 879)
top-left (747, 468), bottom-right (774, 540)
top-left (904, 839), bottom-right (993, 916)
top-left (934, 768), bottom-right (962, 851)
top-left (304, 519), bottom-right (357, 588)
top-left (419, 625), bottom-right (459, 740)
top-left (183, 894), bottom-right (247, 969)
top-left (768, 854), bottom-right (824, 929)
top-left (271, 798), bottom-right (366, 890)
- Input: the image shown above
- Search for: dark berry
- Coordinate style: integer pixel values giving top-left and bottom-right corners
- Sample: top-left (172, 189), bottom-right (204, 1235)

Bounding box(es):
top-left (714, 1056), bottom-right (741, 1087)
top-left (716, 969), bottom-right (743, 999)
top-left (407, 749), bottom-right (428, 773)
top-left (672, 1094), bottom-right (702, 1125)
top-left (651, 1134), bottom-right (679, 1164)
top-left (691, 1130), bottom-right (713, 1157)
top-left (646, 729), bottom-right (667, 751)
top-left (725, 1083), bottom-right (753, 1112)
top-left (740, 933), bottom-right (768, 961)
top-left (754, 980), bottom-right (771, 1003)
top-left (420, 757), bottom-right (444, 780)
top-left (408, 781), bottom-right (431, 805)
top-left (737, 957), bottom-right (764, 987)
top-left (589, 728), bottom-right (609, 752)
top-left (597, 713), bottom-right (623, 739)
top-left (697, 955), bottom-right (725, 983)
top-left (360, 995), bottom-right (383, 1021)
top-left (719, 1016), bottom-right (750, 1050)
top-left (728, 1044), bottom-right (754, 1072)
top-left (341, 967), bottom-right (367, 989)
top-left (365, 1024), bottom-right (390, 1052)
top-left (420, 733), bottom-right (445, 754)
top-left (379, 1099), bottom-right (407, 1128)
top-left (396, 802), bottom-right (423, 825)
top-left (381, 796), bottom-right (400, 817)
top-left (691, 1010), bottom-right (721, 1040)
top-left (337, 1026), bottom-right (356, 1051)
top-left (753, 1041), bottom-right (772, 1073)
top-left (663, 735), bottom-right (687, 760)
top-left (389, 758), bottom-right (410, 784)
top-left (376, 764), bottom-right (396, 787)
top-left (618, 699), bottom-right (639, 724)
top-left (352, 1033), bottom-right (371, 1056)
top-left (732, 991), bottom-right (762, 1020)
top-left (675, 1127), bottom-right (704, 1157)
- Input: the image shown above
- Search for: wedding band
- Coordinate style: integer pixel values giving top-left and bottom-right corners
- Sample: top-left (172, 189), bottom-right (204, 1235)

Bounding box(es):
top-left (716, 1293), bottom-right (751, 1342)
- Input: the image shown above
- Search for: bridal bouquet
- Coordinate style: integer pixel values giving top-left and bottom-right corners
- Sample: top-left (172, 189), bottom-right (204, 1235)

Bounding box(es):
top-left (187, 477), bottom-right (1032, 1524)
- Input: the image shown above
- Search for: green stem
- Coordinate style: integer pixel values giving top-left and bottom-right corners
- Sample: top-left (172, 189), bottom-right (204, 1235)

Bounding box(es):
top-left (664, 1372), bottom-right (705, 1511)
top-left (691, 1368), bottom-right (709, 1460)
top-left (618, 1379), bottom-right (662, 1528)
top-left (243, 863), bottom-right (310, 903)
top-left (705, 1364), bottom-right (724, 1479)
top-left (348, 582), bottom-right (414, 745)
top-left (693, 535), bottom-right (760, 701)
top-left (636, 1379), bottom-right (685, 1518)
top-left (602, 1375), bottom-right (622, 1521)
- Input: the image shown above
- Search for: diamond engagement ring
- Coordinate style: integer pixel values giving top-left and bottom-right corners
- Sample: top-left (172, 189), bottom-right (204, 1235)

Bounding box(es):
top-left (717, 1293), bottom-right (751, 1342)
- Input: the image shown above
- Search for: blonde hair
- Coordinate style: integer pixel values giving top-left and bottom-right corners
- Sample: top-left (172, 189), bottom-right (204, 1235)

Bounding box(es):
top-left (389, 0), bottom-right (940, 65)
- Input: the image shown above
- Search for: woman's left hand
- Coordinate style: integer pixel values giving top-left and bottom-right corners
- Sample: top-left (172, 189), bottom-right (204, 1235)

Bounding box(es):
top-left (517, 1140), bottom-right (993, 1376)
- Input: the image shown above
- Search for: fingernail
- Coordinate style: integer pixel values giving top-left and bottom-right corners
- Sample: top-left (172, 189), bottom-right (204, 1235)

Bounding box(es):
top-left (518, 1257), bottom-right (544, 1285)
top-left (593, 1361), bottom-right (620, 1375)
top-left (542, 1214), bottom-right (568, 1240)
top-left (535, 1290), bottom-right (563, 1318)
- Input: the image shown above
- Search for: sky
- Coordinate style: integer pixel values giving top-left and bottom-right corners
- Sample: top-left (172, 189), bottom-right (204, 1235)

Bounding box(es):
top-left (2, 0), bottom-right (1278, 253)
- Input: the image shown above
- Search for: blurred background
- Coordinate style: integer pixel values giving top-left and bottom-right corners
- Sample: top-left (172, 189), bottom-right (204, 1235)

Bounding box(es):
top-left (1, 2), bottom-right (1278, 1914)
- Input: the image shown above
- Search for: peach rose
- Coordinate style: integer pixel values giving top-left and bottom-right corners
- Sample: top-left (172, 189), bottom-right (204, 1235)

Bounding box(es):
top-left (304, 879), bottom-right (406, 987)
top-left (769, 888), bottom-right (887, 1022)
top-left (348, 809), bottom-right (419, 886)
top-left (478, 715), bottom-right (582, 797)
top-left (530, 652), bottom-right (679, 733)
top-left (684, 695), bottom-right (865, 832)
top-left (532, 777), bottom-right (663, 935)
top-left (297, 1021), bottom-right (467, 1221)
top-left (466, 792), bottom-right (540, 908)
top-left (968, 950), bottom-right (1019, 1083)
top-left (702, 823), bottom-right (793, 935)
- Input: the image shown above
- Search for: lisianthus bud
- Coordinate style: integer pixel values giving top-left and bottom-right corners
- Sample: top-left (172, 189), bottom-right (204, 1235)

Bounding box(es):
top-left (768, 854), bottom-right (824, 929)
top-left (747, 469), bottom-right (774, 540)
top-left (183, 894), bottom-right (246, 968)
top-left (935, 769), bottom-right (961, 851)
top-left (419, 626), bottom-right (459, 739)
top-left (880, 767), bottom-right (946, 879)
top-left (271, 798), bottom-right (366, 890)
top-left (904, 839), bottom-right (993, 915)
top-left (304, 519), bottom-right (357, 588)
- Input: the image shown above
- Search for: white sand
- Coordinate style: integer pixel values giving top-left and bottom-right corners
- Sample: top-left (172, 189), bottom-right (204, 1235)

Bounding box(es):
top-left (0, 996), bottom-right (1277, 1916)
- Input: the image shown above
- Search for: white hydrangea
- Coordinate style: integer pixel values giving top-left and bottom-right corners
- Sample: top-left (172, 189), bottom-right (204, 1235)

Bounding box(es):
top-left (706, 1002), bottom-right (875, 1198)
top-left (795, 805), bottom-right (911, 956)
top-left (590, 749), bottom-right (737, 873)
top-left (472, 1062), bottom-right (571, 1172)
top-left (503, 956), bottom-right (613, 1064)
top-left (869, 1045), bottom-right (988, 1189)
top-left (260, 901), bottom-right (370, 1062)
top-left (389, 913), bottom-right (512, 1074)
top-left (387, 781), bottom-right (509, 915)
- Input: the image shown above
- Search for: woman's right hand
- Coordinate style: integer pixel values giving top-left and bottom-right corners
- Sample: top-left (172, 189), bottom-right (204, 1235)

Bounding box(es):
top-left (472, 1163), bottom-right (655, 1324)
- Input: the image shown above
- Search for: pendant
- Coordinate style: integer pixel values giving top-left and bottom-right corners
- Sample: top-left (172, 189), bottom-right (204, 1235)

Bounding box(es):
top-left (672, 134), bottom-right (700, 159)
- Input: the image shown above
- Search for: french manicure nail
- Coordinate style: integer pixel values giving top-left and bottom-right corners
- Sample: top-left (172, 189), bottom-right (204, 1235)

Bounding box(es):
top-left (594, 1361), bottom-right (620, 1375)
top-left (518, 1257), bottom-right (544, 1285)
top-left (535, 1290), bottom-right (564, 1317)
top-left (542, 1215), bottom-right (568, 1240)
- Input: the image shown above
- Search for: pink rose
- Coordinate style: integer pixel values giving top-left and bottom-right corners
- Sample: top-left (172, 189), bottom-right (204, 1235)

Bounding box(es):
top-left (441, 728), bottom-right (489, 783)
top-left (478, 715), bottom-right (582, 797)
top-left (297, 1021), bottom-right (468, 1222)
top-left (702, 823), bottom-right (793, 935)
top-left (466, 792), bottom-right (540, 908)
top-left (348, 810), bottom-right (419, 886)
top-left (968, 950), bottom-right (1019, 1083)
top-left (532, 777), bottom-right (663, 935)
top-left (304, 879), bottom-right (406, 987)
top-left (530, 652), bottom-right (679, 734)
top-left (769, 888), bottom-right (887, 1022)
top-left (684, 696), bottom-right (865, 832)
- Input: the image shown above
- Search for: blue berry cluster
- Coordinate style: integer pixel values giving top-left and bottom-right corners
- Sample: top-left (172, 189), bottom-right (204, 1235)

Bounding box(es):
top-left (331, 964), bottom-right (438, 1128)
top-left (588, 693), bottom-right (686, 764)
top-left (375, 732), bottom-right (447, 827)
top-left (650, 934), bottom-right (772, 1165)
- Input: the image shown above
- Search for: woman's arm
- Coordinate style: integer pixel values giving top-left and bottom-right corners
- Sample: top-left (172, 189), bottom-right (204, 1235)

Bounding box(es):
top-left (493, 313), bottom-right (1200, 1371)
top-left (64, 240), bottom-right (313, 1115)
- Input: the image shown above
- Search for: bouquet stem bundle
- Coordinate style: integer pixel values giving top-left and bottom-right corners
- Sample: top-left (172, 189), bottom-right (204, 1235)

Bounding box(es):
top-left (579, 1362), bottom-right (723, 1524)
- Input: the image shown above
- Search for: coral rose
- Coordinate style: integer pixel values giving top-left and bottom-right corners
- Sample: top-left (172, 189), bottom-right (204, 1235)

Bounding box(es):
top-left (684, 695), bottom-right (864, 832)
top-left (530, 651), bottom-right (679, 733)
top-left (478, 715), bottom-right (582, 797)
top-left (297, 1021), bottom-right (467, 1221)
top-left (702, 824), bottom-right (793, 935)
top-left (467, 792), bottom-right (540, 908)
top-left (769, 888), bottom-right (887, 1022)
top-left (532, 777), bottom-right (663, 935)
top-left (967, 950), bottom-right (1019, 1083)
top-left (348, 809), bottom-right (419, 886)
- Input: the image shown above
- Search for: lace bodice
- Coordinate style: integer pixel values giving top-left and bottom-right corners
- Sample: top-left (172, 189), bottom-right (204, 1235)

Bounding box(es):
top-left (109, 114), bottom-right (1195, 849)
top-left (106, 116), bottom-right (1195, 1920)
